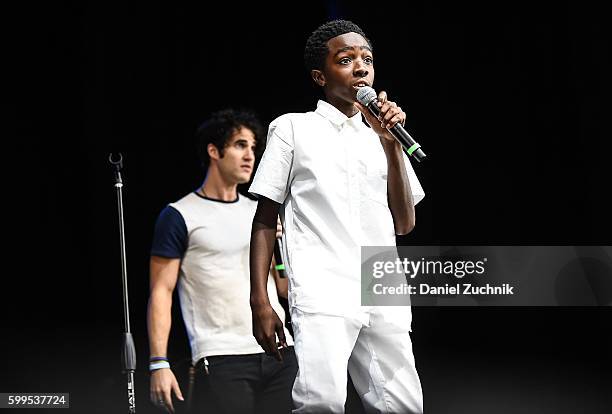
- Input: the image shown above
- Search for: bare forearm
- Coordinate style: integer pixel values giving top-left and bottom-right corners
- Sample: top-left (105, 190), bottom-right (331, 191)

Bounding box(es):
top-left (250, 199), bottom-right (287, 359)
top-left (147, 290), bottom-right (173, 357)
top-left (250, 198), bottom-right (281, 307)
top-left (250, 222), bottom-right (276, 306)
top-left (383, 140), bottom-right (415, 235)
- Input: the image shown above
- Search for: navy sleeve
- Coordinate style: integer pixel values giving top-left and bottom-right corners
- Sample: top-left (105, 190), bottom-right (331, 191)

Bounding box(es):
top-left (151, 206), bottom-right (188, 258)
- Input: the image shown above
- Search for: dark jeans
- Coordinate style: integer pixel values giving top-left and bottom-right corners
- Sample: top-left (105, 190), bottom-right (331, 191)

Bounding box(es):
top-left (191, 346), bottom-right (297, 414)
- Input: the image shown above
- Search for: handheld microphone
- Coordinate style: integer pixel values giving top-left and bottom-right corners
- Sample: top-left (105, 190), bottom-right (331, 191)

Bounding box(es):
top-left (273, 238), bottom-right (287, 278)
top-left (356, 86), bottom-right (427, 162)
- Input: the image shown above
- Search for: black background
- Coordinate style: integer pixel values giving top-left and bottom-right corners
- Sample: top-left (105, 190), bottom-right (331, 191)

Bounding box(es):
top-left (6, 1), bottom-right (611, 413)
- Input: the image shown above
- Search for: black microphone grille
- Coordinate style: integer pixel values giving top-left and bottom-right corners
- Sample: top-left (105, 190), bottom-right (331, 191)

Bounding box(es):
top-left (356, 86), bottom-right (377, 106)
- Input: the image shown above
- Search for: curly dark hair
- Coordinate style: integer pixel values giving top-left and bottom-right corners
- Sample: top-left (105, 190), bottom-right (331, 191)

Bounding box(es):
top-left (195, 109), bottom-right (264, 170)
top-left (304, 19), bottom-right (372, 72)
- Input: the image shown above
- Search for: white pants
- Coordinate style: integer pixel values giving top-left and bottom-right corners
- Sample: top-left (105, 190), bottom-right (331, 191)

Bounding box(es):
top-left (291, 307), bottom-right (423, 414)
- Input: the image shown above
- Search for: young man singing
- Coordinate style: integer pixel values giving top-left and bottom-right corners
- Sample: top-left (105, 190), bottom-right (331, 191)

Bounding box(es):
top-left (249, 20), bottom-right (425, 413)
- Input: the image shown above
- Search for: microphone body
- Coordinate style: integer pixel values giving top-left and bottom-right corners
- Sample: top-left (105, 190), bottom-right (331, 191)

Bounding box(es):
top-left (356, 87), bottom-right (426, 162)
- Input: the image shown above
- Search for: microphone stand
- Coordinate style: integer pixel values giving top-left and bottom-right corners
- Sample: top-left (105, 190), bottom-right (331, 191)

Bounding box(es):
top-left (109, 153), bottom-right (137, 413)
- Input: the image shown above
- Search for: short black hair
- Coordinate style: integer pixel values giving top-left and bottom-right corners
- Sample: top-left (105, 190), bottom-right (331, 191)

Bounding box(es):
top-left (195, 109), bottom-right (264, 170)
top-left (304, 19), bottom-right (372, 72)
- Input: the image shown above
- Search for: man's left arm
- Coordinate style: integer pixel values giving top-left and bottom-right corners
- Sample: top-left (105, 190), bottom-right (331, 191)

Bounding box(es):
top-left (382, 140), bottom-right (415, 235)
top-left (355, 91), bottom-right (415, 235)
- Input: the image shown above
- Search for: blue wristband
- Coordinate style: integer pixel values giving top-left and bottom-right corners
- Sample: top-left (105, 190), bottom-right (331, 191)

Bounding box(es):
top-left (149, 361), bottom-right (171, 371)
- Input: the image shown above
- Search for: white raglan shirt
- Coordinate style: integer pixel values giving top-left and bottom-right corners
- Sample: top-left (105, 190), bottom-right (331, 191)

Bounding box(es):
top-left (153, 192), bottom-right (293, 365)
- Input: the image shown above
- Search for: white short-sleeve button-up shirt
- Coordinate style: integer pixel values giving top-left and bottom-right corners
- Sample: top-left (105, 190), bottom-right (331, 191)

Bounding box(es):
top-left (250, 100), bottom-right (425, 317)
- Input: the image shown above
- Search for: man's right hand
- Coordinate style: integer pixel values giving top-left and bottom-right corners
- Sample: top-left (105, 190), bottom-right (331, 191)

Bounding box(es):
top-left (150, 368), bottom-right (184, 413)
top-left (252, 302), bottom-right (287, 361)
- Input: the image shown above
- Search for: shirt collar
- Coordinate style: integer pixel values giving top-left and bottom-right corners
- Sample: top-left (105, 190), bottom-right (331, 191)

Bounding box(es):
top-left (315, 100), bottom-right (364, 130)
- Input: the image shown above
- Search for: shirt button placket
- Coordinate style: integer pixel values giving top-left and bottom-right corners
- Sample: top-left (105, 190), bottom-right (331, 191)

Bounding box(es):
top-left (343, 123), bottom-right (361, 235)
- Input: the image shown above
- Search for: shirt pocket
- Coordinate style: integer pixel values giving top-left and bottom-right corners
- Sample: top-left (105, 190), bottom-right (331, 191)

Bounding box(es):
top-left (365, 166), bottom-right (388, 206)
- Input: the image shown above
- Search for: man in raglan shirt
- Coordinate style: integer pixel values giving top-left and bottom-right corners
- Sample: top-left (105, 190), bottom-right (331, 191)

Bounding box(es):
top-left (147, 109), bottom-right (297, 414)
